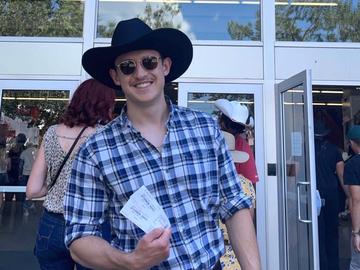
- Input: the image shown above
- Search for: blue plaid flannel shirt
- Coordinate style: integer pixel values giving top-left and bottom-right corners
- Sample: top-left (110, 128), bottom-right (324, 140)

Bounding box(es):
top-left (64, 101), bottom-right (252, 270)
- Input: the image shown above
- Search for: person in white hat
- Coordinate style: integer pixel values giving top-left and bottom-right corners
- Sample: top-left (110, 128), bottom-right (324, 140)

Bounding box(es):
top-left (215, 99), bottom-right (258, 218)
top-left (64, 18), bottom-right (260, 270)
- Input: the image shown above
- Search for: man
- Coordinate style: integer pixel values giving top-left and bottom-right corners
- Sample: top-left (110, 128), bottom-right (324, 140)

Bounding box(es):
top-left (64, 18), bottom-right (260, 270)
top-left (314, 121), bottom-right (344, 270)
top-left (344, 125), bottom-right (360, 270)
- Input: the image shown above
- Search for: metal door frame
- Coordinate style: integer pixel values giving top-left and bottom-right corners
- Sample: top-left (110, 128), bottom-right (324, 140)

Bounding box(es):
top-left (275, 70), bottom-right (319, 270)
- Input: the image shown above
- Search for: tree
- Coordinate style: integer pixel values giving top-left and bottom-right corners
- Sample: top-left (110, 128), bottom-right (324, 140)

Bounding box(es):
top-left (139, 3), bottom-right (181, 29)
top-left (97, 21), bottom-right (117, 38)
top-left (276, 1), bottom-right (360, 42)
top-left (227, 1), bottom-right (360, 42)
top-left (97, 2), bottom-right (182, 38)
top-left (227, 10), bottom-right (261, 41)
top-left (0, 0), bottom-right (83, 37)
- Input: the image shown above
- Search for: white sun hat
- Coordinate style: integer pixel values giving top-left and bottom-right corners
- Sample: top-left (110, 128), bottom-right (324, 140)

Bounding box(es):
top-left (222, 131), bottom-right (249, 163)
top-left (215, 99), bottom-right (254, 127)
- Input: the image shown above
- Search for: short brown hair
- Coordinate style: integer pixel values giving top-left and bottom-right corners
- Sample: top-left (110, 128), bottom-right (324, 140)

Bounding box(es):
top-left (60, 79), bottom-right (116, 127)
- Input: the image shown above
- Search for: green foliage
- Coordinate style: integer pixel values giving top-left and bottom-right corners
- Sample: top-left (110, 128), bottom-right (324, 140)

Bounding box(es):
top-left (227, 10), bottom-right (261, 41)
top-left (97, 3), bottom-right (182, 38)
top-left (97, 21), bottom-right (117, 38)
top-left (0, 0), bottom-right (83, 37)
top-left (276, 1), bottom-right (360, 42)
top-left (139, 3), bottom-right (181, 29)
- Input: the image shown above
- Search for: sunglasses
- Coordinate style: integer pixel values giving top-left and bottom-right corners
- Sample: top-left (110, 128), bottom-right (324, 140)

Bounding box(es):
top-left (115, 56), bottom-right (162, 75)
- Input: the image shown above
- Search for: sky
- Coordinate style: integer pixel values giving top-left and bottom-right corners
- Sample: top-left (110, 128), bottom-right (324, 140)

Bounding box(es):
top-left (98, 2), bottom-right (260, 40)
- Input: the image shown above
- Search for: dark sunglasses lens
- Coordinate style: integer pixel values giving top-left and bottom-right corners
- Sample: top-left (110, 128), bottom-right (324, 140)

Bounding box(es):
top-left (142, 56), bottom-right (159, 70)
top-left (120, 60), bottom-right (136, 75)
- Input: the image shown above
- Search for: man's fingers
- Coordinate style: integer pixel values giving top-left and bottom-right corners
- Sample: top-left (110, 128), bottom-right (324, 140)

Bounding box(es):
top-left (143, 228), bottom-right (166, 241)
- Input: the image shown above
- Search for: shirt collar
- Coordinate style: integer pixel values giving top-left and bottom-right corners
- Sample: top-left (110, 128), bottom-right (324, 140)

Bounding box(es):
top-left (118, 96), bottom-right (176, 131)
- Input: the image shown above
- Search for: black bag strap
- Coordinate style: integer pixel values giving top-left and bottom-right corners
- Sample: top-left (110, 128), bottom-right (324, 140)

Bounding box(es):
top-left (48, 126), bottom-right (87, 191)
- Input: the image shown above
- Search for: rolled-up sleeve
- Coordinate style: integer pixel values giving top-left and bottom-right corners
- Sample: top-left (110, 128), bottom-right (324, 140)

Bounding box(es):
top-left (215, 127), bottom-right (252, 221)
top-left (64, 144), bottom-right (108, 248)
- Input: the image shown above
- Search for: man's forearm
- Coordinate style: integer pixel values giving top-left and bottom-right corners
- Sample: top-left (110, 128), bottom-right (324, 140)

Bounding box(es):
top-left (69, 228), bottom-right (171, 270)
top-left (225, 209), bottom-right (261, 270)
top-left (70, 236), bottom-right (132, 270)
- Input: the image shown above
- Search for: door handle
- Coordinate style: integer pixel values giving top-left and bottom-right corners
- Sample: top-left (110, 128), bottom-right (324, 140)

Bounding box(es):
top-left (297, 181), bottom-right (312, 224)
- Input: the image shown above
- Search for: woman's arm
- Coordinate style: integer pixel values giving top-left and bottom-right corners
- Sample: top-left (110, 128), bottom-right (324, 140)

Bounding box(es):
top-left (26, 142), bottom-right (48, 199)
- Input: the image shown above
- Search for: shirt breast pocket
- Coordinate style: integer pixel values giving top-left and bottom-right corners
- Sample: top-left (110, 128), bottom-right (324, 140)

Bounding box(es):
top-left (183, 144), bottom-right (215, 198)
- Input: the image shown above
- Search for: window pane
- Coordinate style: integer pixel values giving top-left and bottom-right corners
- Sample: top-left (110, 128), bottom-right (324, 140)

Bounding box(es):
top-left (187, 92), bottom-right (255, 153)
top-left (187, 92), bottom-right (254, 117)
top-left (97, 1), bottom-right (261, 41)
top-left (187, 92), bottom-right (256, 268)
top-left (0, 0), bottom-right (84, 37)
top-left (276, 0), bottom-right (360, 42)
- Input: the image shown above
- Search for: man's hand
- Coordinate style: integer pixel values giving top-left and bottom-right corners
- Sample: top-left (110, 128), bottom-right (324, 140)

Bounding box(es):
top-left (130, 227), bottom-right (172, 270)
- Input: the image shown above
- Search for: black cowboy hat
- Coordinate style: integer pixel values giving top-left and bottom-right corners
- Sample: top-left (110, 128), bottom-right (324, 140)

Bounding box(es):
top-left (82, 18), bottom-right (193, 91)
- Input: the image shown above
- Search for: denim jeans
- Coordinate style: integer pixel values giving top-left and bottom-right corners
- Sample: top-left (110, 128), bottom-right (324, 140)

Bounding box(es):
top-left (34, 209), bottom-right (91, 270)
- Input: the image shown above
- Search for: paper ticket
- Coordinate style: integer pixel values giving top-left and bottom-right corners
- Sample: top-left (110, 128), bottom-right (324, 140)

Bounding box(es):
top-left (120, 185), bottom-right (170, 233)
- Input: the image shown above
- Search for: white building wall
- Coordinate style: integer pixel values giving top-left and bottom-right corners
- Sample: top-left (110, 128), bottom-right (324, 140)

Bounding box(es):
top-left (275, 44), bottom-right (360, 82)
top-left (0, 41), bottom-right (82, 76)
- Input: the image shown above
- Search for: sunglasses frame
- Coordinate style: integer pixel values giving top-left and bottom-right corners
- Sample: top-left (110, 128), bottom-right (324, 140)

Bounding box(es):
top-left (115, 56), bottom-right (162, 75)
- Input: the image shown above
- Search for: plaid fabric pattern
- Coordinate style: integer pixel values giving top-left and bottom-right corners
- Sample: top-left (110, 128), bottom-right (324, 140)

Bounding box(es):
top-left (64, 101), bottom-right (252, 270)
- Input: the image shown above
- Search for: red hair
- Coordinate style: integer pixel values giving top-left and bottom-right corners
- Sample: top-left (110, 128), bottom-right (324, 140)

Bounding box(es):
top-left (60, 79), bottom-right (116, 127)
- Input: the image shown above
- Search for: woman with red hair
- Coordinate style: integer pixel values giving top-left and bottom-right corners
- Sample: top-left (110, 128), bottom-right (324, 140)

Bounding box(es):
top-left (26, 79), bottom-right (116, 270)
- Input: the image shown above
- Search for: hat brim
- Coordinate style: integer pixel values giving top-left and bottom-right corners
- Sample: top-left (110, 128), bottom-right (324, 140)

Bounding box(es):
top-left (82, 28), bottom-right (193, 92)
top-left (230, 151), bottom-right (249, 163)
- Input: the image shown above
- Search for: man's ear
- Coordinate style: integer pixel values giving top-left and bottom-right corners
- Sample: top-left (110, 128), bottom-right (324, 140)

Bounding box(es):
top-left (109, 69), bottom-right (121, 86)
top-left (162, 57), bottom-right (172, 76)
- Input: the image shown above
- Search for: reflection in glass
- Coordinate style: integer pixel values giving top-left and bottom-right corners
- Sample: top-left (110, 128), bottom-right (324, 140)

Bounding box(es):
top-left (0, 89), bottom-right (69, 190)
top-left (97, 1), bottom-right (260, 41)
top-left (187, 92), bottom-right (255, 149)
top-left (187, 92), bottom-right (254, 116)
top-left (187, 91), bottom-right (256, 268)
top-left (0, 0), bottom-right (84, 37)
top-left (282, 85), bottom-right (312, 270)
top-left (276, 0), bottom-right (360, 42)
top-left (1, 90), bottom-right (69, 140)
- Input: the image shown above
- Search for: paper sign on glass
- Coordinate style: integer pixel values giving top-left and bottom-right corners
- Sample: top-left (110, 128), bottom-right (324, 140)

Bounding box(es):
top-left (120, 185), bottom-right (170, 233)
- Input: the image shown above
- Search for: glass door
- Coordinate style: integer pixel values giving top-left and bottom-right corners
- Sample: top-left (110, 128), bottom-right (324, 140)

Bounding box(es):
top-left (276, 70), bottom-right (319, 270)
top-left (178, 82), bottom-right (266, 269)
top-left (0, 79), bottom-right (77, 269)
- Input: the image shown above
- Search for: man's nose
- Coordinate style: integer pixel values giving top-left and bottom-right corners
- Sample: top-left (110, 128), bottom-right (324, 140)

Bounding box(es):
top-left (133, 61), bottom-right (148, 77)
